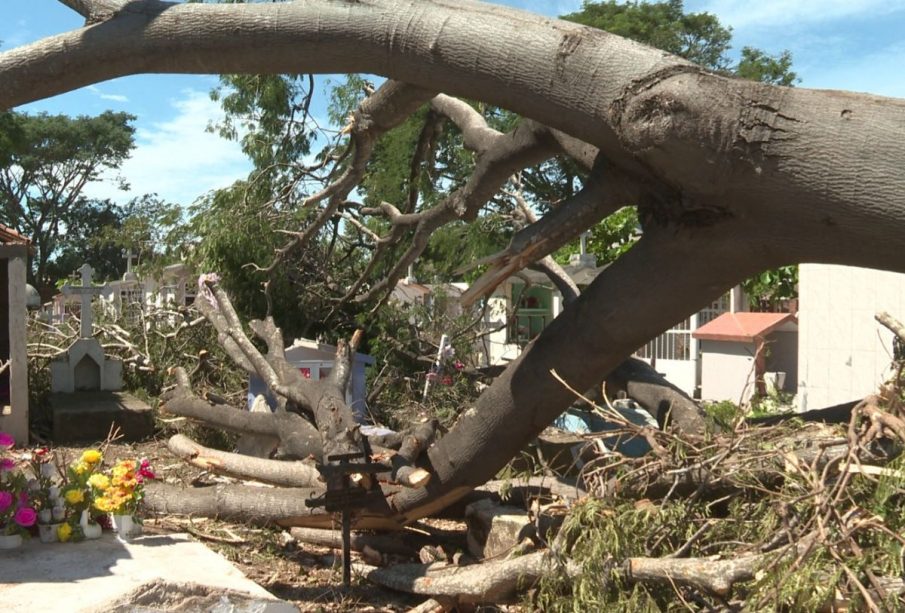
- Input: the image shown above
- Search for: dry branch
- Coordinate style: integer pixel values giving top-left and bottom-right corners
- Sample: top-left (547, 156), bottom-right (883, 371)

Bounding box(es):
top-left (876, 311), bottom-right (905, 344)
top-left (167, 434), bottom-right (322, 487)
top-left (289, 526), bottom-right (453, 557)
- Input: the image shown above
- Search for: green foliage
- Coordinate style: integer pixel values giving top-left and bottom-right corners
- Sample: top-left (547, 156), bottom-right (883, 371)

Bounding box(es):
top-left (44, 199), bottom-right (126, 282)
top-left (741, 264), bottom-right (799, 311)
top-left (702, 399), bottom-right (743, 428)
top-left (0, 110), bottom-right (136, 286)
top-left (358, 289), bottom-right (483, 430)
top-left (555, 206), bottom-right (640, 266)
top-left (736, 47), bottom-right (799, 86)
top-left (563, 0), bottom-right (732, 71)
top-left (533, 413), bottom-right (905, 610)
top-left (210, 73), bottom-right (313, 183)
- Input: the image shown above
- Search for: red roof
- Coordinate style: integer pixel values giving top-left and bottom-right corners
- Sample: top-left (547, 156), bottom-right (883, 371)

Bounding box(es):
top-left (0, 223), bottom-right (30, 245)
top-left (693, 312), bottom-right (796, 343)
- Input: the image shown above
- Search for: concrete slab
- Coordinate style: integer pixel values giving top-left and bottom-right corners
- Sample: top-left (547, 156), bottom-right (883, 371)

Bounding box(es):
top-left (0, 532), bottom-right (293, 612)
top-left (51, 391), bottom-right (155, 443)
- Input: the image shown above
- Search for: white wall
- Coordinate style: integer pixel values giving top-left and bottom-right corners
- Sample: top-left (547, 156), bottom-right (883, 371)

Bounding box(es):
top-left (699, 340), bottom-right (757, 404)
top-left (798, 264), bottom-right (905, 410)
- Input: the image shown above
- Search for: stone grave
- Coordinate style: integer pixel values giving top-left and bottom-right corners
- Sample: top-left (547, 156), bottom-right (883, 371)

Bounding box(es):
top-left (0, 532), bottom-right (296, 613)
top-left (49, 264), bottom-right (154, 443)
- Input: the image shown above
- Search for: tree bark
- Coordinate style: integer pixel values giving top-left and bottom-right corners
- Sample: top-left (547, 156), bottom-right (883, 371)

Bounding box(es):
top-left (166, 434), bottom-right (322, 488)
top-left (605, 357), bottom-right (710, 432)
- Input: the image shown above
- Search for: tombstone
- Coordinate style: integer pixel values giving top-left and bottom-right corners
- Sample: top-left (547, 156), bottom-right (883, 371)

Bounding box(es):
top-left (0, 225), bottom-right (30, 444)
top-left (49, 264), bottom-right (153, 442)
top-left (247, 337), bottom-right (375, 422)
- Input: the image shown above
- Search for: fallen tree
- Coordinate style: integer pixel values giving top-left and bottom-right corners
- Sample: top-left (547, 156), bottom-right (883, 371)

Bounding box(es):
top-left (5, 0), bottom-right (905, 607)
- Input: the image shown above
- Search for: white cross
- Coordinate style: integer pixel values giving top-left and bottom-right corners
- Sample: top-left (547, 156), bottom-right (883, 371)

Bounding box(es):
top-left (61, 264), bottom-right (106, 338)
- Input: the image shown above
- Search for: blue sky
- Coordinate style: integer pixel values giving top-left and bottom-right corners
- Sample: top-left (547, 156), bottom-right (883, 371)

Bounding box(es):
top-left (2, 0), bottom-right (904, 207)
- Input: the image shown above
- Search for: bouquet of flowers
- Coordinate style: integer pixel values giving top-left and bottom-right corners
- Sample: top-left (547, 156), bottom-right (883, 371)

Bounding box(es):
top-left (58, 449), bottom-right (106, 541)
top-left (0, 432), bottom-right (37, 537)
top-left (93, 458), bottom-right (155, 517)
top-left (61, 449), bottom-right (103, 515)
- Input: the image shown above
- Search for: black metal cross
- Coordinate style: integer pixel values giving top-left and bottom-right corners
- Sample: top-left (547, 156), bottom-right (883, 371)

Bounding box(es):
top-left (306, 451), bottom-right (387, 587)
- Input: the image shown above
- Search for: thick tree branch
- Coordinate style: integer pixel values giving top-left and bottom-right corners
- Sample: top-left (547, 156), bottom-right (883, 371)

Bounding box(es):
top-left (460, 160), bottom-right (635, 306)
top-left (57, 0), bottom-right (124, 23)
top-left (167, 434), bottom-right (322, 487)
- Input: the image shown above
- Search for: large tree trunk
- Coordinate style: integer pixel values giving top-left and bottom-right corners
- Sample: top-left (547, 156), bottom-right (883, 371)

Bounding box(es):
top-left (5, 0), bottom-right (905, 525)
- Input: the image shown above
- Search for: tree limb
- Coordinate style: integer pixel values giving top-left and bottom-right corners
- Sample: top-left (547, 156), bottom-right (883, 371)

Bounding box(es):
top-left (167, 433), bottom-right (322, 487)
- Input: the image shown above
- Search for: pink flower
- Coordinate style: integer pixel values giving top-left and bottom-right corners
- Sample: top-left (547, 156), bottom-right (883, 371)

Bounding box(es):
top-left (138, 459), bottom-right (156, 481)
top-left (13, 506), bottom-right (36, 527)
top-left (0, 491), bottom-right (12, 512)
top-left (17, 491), bottom-right (29, 506)
top-left (441, 375), bottom-right (453, 386)
top-left (454, 360), bottom-right (464, 371)
top-left (0, 432), bottom-right (13, 449)
top-left (0, 458), bottom-right (15, 472)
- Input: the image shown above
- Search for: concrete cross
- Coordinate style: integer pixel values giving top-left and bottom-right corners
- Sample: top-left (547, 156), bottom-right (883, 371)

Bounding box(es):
top-left (61, 264), bottom-right (106, 338)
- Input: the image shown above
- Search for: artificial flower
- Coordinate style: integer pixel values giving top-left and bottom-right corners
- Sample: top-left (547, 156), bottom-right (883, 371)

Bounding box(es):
top-left (57, 523), bottom-right (72, 542)
top-left (13, 506), bottom-right (36, 527)
top-left (0, 431), bottom-right (13, 449)
top-left (0, 458), bottom-right (15, 472)
top-left (0, 491), bottom-right (12, 512)
top-left (87, 473), bottom-right (110, 491)
top-left (64, 489), bottom-right (85, 505)
top-left (73, 462), bottom-right (89, 475)
top-left (80, 449), bottom-right (102, 465)
top-left (93, 496), bottom-right (115, 513)
top-left (138, 459), bottom-right (156, 481)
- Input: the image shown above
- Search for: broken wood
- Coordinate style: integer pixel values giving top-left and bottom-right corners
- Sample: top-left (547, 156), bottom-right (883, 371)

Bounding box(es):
top-left (167, 434), bottom-right (322, 488)
top-left (289, 526), bottom-right (455, 557)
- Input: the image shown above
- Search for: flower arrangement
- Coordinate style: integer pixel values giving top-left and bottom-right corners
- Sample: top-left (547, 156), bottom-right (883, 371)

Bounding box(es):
top-left (93, 458), bottom-right (155, 516)
top-left (61, 449), bottom-right (103, 515)
top-left (0, 432), bottom-right (37, 538)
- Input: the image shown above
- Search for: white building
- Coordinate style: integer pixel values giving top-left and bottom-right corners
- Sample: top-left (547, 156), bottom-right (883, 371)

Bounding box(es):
top-left (797, 264), bottom-right (905, 410)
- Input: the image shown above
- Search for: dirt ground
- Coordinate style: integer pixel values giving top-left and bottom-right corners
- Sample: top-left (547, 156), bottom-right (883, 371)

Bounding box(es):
top-left (50, 435), bottom-right (477, 612)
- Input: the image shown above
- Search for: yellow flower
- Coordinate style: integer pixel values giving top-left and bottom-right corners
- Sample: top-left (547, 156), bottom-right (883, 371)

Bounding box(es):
top-left (73, 462), bottom-right (89, 475)
top-left (80, 449), bottom-right (102, 465)
top-left (94, 496), bottom-right (115, 513)
top-left (112, 461), bottom-right (136, 478)
top-left (87, 473), bottom-right (110, 491)
top-left (64, 489), bottom-right (85, 505)
top-left (57, 523), bottom-right (72, 542)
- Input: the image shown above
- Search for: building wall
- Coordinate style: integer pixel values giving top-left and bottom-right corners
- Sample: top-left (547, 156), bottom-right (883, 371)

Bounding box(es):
top-left (765, 330), bottom-right (798, 394)
top-left (0, 252), bottom-right (29, 444)
top-left (699, 340), bottom-right (757, 404)
top-left (798, 264), bottom-right (905, 410)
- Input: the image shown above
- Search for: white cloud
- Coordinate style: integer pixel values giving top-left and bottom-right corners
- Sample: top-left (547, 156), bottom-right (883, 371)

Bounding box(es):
top-left (87, 85), bottom-right (129, 103)
top-left (83, 90), bottom-right (250, 206)
top-left (697, 0), bottom-right (905, 30)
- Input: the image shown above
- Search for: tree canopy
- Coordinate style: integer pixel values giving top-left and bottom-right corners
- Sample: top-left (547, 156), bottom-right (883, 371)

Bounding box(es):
top-left (0, 110), bottom-right (135, 287)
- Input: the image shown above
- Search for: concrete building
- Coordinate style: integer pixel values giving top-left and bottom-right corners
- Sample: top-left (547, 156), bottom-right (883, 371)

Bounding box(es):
top-left (797, 264), bottom-right (905, 410)
top-left (693, 312), bottom-right (798, 404)
top-left (247, 337), bottom-right (375, 422)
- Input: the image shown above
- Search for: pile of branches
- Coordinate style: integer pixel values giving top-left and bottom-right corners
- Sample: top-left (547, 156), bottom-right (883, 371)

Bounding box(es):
top-left (144, 283), bottom-right (905, 610)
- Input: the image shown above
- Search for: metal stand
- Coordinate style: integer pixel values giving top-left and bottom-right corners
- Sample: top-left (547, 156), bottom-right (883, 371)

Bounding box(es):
top-left (305, 451), bottom-right (387, 587)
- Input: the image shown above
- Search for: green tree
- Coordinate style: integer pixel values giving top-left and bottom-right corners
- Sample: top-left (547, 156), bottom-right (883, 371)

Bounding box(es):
top-left (0, 110), bottom-right (135, 287)
top-left (44, 198), bottom-right (125, 283)
top-left (562, 0), bottom-right (732, 70)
